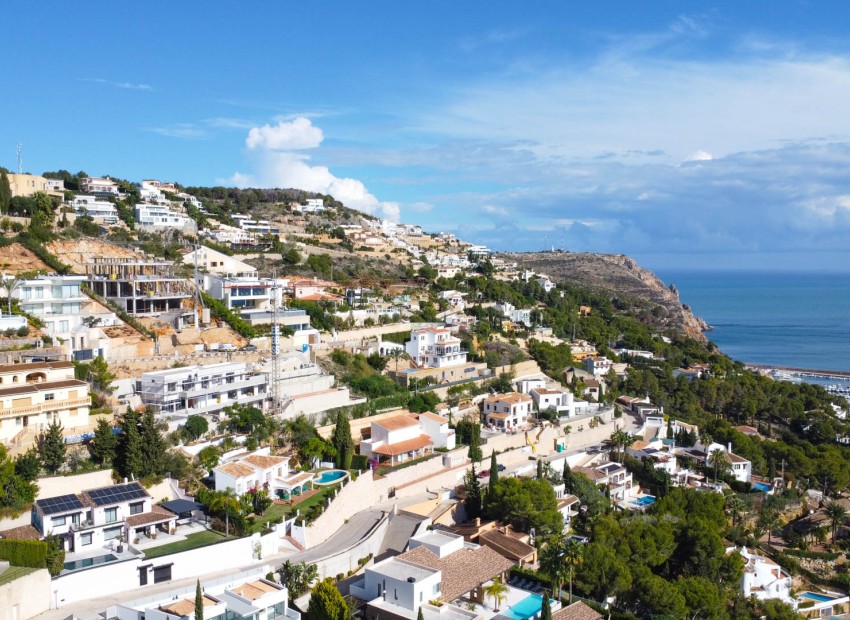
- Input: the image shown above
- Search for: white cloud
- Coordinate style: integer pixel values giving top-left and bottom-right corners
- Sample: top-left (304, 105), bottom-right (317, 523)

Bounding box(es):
top-left (231, 117), bottom-right (401, 220)
top-left (684, 150), bottom-right (713, 162)
top-left (245, 118), bottom-right (323, 151)
top-left (84, 78), bottom-right (153, 91)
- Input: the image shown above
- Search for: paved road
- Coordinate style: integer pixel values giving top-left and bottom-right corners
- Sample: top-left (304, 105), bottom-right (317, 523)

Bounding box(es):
top-left (33, 510), bottom-right (386, 620)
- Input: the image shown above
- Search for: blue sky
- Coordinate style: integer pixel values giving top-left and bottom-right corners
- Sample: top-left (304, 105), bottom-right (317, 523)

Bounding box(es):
top-left (4, 2), bottom-right (850, 270)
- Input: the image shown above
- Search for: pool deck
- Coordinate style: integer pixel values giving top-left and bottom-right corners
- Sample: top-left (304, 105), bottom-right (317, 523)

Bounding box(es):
top-left (457, 584), bottom-right (561, 620)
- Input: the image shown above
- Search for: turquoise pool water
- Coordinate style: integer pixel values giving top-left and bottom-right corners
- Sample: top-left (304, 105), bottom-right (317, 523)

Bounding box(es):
top-left (752, 482), bottom-right (772, 492)
top-left (503, 594), bottom-right (555, 619)
top-left (632, 496), bottom-right (656, 507)
top-left (800, 591), bottom-right (835, 602)
top-left (63, 553), bottom-right (117, 572)
top-left (315, 470), bottom-right (348, 484)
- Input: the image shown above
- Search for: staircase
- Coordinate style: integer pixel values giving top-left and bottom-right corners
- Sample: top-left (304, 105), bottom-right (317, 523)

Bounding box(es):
top-left (281, 535), bottom-right (305, 552)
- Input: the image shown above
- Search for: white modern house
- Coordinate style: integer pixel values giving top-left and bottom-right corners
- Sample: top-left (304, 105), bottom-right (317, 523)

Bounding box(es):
top-left (136, 361), bottom-right (268, 428)
top-left (417, 412), bottom-right (456, 450)
top-left (213, 450), bottom-right (315, 500)
top-left (292, 198), bottom-right (325, 213)
top-left (184, 246), bottom-right (257, 276)
top-left (116, 575), bottom-right (300, 620)
top-left (482, 392), bottom-right (533, 431)
top-left (584, 356), bottom-right (613, 378)
top-left (33, 481), bottom-right (177, 552)
top-left (495, 301), bottom-right (532, 327)
top-left (733, 546), bottom-right (794, 606)
top-left (70, 195), bottom-right (119, 225)
top-left (135, 203), bottom-right (195, 232)
top-left (530, 387), bottom-right (578, 417)
top-left (404, 327), bottom-right (467, 369)
top-left (80, 176), bottom-right (121, 196)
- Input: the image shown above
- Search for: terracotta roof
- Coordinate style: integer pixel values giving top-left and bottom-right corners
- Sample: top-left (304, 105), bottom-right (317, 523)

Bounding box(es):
top-left (418, 411), bottom-right (449, 424)
top-left (484, 392), bottom-right (531, 405)
top-left (630, 440), bottom-right (650, 450)
top-left (0, 524), bottom-right (42, 540)
top-left (479, 529), bottom-right (535, 562)
top-left (572, 466), bottom-right (606, 482)
top-left (584, 379), bottom-right (600, 388)
top-left (0, 379), bottom-right (88, 398)
top-left (279, 472), bottom-right (314, 487)
top-left (215, 461), bottom-right (257, 478)
top-left (229, 579), bottom-right (280, 601)
top-left (373, 415), bottom-right (420, 431)
top-left (126, 505), bottom-right (176, 528)
top-left (242, 454), bottom-right (288, 470)
top-left (735, 425), bottom-right (760, 436)
top-left (160, 595), bottom-right (219, 616)
top-left (297, 293), bottom-right (342, 302)
top-left (552, 601), bottom-right (603, 620)
top-left (372, 434), bottom-right (433, 456)
top-left (557, 495), bottom-right (580, 511)
top-left (399, 544), bottom-right (515, 603)
top-left (728, 453), bottom-right (750, 464)
top-left (0, 361), bottom-right (73, 374)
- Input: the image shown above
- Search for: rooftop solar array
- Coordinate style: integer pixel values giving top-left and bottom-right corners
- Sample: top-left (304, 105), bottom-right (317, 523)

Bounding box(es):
top-left (36, 494), bottom-right (84, 515)
top-left (87, 482), bottom-right (149, 506)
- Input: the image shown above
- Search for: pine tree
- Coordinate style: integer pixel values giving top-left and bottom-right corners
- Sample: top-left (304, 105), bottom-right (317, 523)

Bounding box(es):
top-left (463, 463), bottom-right (482, 520)
top-left (39, 420), bottom-right (66, 474)
top-left (305, 579), bottom-right (348, 620)
top-left (331, 411), bottom-right (353, 470)
top-left (117, 408), bottom-right (144, 480)
top-left (91, 417), bottom-right (117, 465)
top-left (195, 579), bottom-right (204, 620)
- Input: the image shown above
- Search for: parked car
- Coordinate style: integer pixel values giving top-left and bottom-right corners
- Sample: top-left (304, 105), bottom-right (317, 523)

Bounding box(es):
top-left (241, 344), bottom-right (258, 352)
top-left (219, 343), bottom-right (237, 352)
top-left (497, 464), bottom-right (506, 472)
top-left (477, 469), bottom-right (491, 479)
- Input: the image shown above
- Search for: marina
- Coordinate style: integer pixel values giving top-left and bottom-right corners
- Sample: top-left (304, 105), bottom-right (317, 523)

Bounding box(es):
top-left (747, 364), bottom-right (850, 400)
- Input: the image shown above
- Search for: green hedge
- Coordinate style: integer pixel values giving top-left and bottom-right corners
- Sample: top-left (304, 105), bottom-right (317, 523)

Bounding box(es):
top-left (0, 539), bottom-right (48, 569)
top-left (782, 549), bottom-right (839, 561)
top-left (351, 454), bottom-right (370, 471)
top-left (16, 235), bottom-right (71, 274)
top-left (201, 292), bottom-right (256, 338)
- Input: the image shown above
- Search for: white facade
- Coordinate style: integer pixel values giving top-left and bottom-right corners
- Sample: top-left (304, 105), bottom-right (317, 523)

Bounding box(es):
top-left (735, 546), bottom-right (793, 605)
top-left (71, 195), bottom-right (119, 224)
top-left (135, 203), bottom-right (195, 231)
top-left (404, 327), bottom-right (467, 369)
top-left (584, 356), bottom-right (613, 377)
top-left (292, 198), bottom-right (325, 213)
top-left (80, 177), bottom-right (120, 196)
top-left (185, 246), bottom-right (257, 276)
top-left (482, 392), bottom-right (532, 430)
top-left (350, 557), bottom-right (443, 614)
top-left (495, 301), bottom-right (532, 327)
top-left (137, 362), bottom-right (268, 427)
top-left (530, 387), bottom-right (576, 417)
top-left (202, 275), bottom-right (274, 318)
top-left (418, 412), bottom-right (456, 450)
top-left (359, 414), bottom-right (434, 465)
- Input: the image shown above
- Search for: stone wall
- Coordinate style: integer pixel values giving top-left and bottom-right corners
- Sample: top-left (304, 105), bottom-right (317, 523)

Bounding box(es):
top-left (0, 567), bottom-right (51, 620)
top-left (313, 513), bottom-right (389, 580)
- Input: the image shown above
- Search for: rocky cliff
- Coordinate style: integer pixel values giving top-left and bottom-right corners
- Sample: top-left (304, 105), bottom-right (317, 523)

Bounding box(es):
top-left (500, 251), bottom-right (711, 341)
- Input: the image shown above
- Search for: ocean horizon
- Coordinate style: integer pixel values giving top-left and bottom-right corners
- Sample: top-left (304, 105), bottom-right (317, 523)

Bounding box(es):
top-left (657, 269), bottom-right (850, 373)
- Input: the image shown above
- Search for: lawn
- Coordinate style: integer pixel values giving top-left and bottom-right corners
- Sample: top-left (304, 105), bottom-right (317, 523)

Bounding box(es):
top-left (0, 566), bottom-right (39, 586)
top-left (247, 485), bottom-right (339, 534)
top-left (143, 530), bottom-right (231, 559)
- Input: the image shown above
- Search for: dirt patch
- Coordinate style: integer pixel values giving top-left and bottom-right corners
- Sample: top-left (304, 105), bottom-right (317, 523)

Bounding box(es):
top-left (47, 238), bottom-right (142, 273)
top-left (0, 243), bottom-right (52, 274)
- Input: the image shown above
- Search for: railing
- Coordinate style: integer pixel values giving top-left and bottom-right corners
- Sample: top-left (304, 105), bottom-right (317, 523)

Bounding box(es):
top-left (0, 396), bottom-right (91, 420)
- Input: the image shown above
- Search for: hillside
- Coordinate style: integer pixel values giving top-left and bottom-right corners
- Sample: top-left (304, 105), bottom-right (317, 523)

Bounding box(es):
top-left (500, 251), bottom-right (710, 341)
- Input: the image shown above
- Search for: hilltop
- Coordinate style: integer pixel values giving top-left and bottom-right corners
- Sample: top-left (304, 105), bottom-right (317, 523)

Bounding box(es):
top-left (500, 250), bottom-right (711, 341)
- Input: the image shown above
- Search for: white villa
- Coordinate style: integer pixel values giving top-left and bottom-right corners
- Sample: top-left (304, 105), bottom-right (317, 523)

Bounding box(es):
top-left (184, 246), bottom-right (257, 277)
top-left (213, 450), bottom-right (315, 501)
top-left (359, 414), bottom-right (448, 466)
top-left (482, 392), bottom-right (533, 431)
top-left (404, 327), bottom-right (467, 369)
top-left (733, 546), bottom-right (794, 606)
top-left (70, 195), bottom-right (119, 225)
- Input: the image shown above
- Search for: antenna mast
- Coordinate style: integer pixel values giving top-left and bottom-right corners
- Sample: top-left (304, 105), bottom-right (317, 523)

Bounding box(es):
top-left (270, 276), bottom-right (281, 416)
top-left (16, 143), bottom-right (22, 174)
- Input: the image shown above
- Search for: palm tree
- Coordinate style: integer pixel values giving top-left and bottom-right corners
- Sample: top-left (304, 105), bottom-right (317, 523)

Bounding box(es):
top-left (825, 500), bottom-right (847, 545)
top-left (726, 495), bottom-right (748, 527)
top-left (540, 539), bottom-right (569, 596)
top-left (708, 449), bottom-right (731, 483)
top-left (563, 538), bottom-right (584, 603)
top-left (757, 509), bottom-right (781, 547)
top-left (483, 576), bottom-right (508, 612)
top-left (209, 488), bottom-right (240, 537)
top-left (386, 348), bottom-right (410, 373)
top-left (609, 429), bottom-right (627, 461)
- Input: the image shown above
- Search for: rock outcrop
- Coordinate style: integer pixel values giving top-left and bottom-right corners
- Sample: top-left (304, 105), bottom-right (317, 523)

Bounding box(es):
top-left (500, 251), bottom-right (711, 341)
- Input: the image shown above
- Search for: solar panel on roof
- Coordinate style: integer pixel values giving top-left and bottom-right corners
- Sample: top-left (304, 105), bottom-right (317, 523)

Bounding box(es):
top-left (87, 482), bottom-right (148, 506)
top-left (36, 494), bottom-right (84, 515)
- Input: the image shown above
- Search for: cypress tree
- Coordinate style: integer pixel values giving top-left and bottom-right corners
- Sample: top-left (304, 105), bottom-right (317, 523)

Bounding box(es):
top-left (463, 463), bottom-right (482, 520)
top-left (0, 170), bottom-right (10, 214)
top-left (489, 451), bottom-right (499, 485)
top-left (331, 411), bottom-right (353, 470)
top-left (541, 592), bottom-right (553, 620)
top-left (537, 458), bottom-right (544, 480)
top-left (117, 408), bottom-right (144, 480)
top-left (140, 410), bottom-right (166, 478)
top-left (417, 608), bottom-right (424, 620)
top-left (468, 423), bottom-right (482, 463)
top-left (195, 579), bottom-right (204, 620)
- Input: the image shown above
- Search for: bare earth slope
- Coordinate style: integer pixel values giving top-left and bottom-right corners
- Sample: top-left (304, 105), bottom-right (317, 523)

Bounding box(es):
top-left (500, 251), bottom-right (710, 341)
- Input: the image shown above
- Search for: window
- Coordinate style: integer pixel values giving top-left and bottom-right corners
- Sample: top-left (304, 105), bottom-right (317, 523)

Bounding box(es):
top-left (129, 502), bottom-right (144, 515)
top-left (139, 566), bottom-right (149, 586)
top-left (153, 564), bottom-right (172, 583)
top-left (51, 516), bottom-right (66, 527)
top-left (105, 507), bottom-right (118, 523)
top-left (104, 526), bottom-right (122, 541)
top-left (81, 533), bottom-right (93, 546)
top-left (45, 393), bottom-right (55, 401)
top-left (433, 583), bottom-right (440, 594)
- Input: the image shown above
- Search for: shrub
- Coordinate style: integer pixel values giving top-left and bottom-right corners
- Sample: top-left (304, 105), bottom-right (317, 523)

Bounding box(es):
top-left (0, 539), bottom-right (48, 568)
top-left (351, 454), bottom-right (370, 471)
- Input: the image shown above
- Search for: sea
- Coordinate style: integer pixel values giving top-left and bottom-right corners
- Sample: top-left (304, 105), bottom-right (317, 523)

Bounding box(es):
top-left (657, 270), bottom-right (850, 377)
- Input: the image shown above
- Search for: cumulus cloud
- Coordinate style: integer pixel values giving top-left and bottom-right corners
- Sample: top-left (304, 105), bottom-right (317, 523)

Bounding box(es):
top-left (231, 117), bottom-right (402, 221)
top-left (245, 118), bottom-right (324, 151)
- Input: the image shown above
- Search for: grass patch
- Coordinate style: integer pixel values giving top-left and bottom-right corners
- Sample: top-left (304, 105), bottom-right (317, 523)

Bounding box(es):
top-left (248, 485), bottom-right (339, 534)
top-left (142, 530), bottom-right (230, 559)
top-left (0, 565), bottom-right (39, 586)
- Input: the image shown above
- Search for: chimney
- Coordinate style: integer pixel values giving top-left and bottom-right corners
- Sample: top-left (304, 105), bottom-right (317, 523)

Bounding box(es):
top-left (505, 524), bottom-right (512, 535)
top-left (728, 442), bottom-right (732, 453)
top-left (474, 517), bottom-right (481, 527)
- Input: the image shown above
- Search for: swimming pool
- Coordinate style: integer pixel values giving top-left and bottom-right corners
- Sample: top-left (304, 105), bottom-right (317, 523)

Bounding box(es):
top-left (799, 591), bottom-right (836, 602)
top-left (632, 495), bottom-right (656, 507)
top-left (503, 594), bottom-right (555, 619)
top-left (752, 482), bottom-right (772, 492)
top-left (314, 469), bottom-right (349, 485)
top-left (63, 553), bottom-right (118, 572)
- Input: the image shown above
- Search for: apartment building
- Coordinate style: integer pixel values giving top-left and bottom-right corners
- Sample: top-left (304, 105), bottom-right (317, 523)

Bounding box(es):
top-left (231, 214), bottom-right (279, 234)
top-left (183, 246), bottom-right (257, 276)
top-left (136, 361), bottom-right (268, 427)
top-left (11, 274), bottom-right (116, 354)
top-left (0, 361), bottom-right (90, 445)
top-left (292, 198), bottom-right (325, 213)
top-left (86, 257), bottom-right (191, 316)
top-left (201, 275), bottom-right (274, 319)
top-left (134, 203), bottom-right (195, 232)
top-left (80, 177), bottom-right (121, 196)
top-left (70, 195), bottom-right (119, 224)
